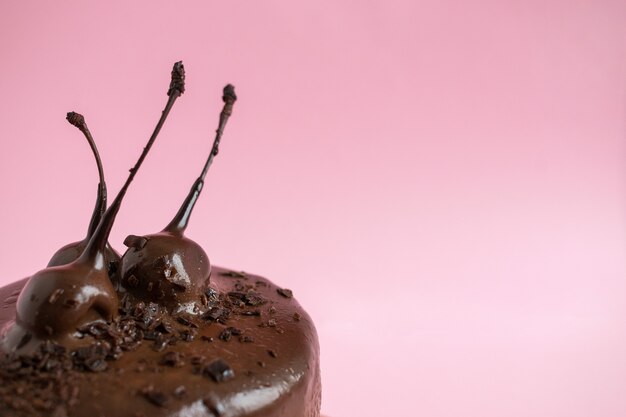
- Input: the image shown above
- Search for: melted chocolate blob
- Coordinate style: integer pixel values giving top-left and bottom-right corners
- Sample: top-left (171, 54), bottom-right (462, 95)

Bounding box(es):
top-left (47, 112), bottom-right (121, 277)
top-left (3, 62), bottom-right (186, 353)
top-left (119, 85), bottom-right (237, 312)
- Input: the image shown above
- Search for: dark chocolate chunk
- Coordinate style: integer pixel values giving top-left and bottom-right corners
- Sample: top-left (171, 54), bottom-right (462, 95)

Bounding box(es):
top-left (218, 328), bottom-right (232, 342)
top-left (126, 275), bottom-right (140, 288)
top-left (179, 329), bottom-right (197, 342)
top-left (161, 351), bottom-right (184, 367)
top-left (124, 234), bottom-right (148, 250)
top-left (277, 288), bottom-right (293, 298)
top-left (202, 307), bottom-right (225, 321)
top-left (203, 359), bottom-right (234, 383)
top-left (84, 357), bottom-right (107, 373)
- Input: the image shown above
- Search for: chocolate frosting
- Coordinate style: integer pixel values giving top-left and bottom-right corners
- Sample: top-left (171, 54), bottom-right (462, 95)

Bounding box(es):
top-left (0, 64), bottom-right (321, 417)
top-left (0, 267), bottom-right (321, 417)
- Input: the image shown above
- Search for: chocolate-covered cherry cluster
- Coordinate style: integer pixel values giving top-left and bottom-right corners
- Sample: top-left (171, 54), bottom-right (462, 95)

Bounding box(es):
top-left (1, 62), bottom-right (237, 353)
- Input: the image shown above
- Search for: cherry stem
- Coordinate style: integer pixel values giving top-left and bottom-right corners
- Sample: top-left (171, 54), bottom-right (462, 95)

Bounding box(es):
top-left (164, 84), bottom-right (237, 234)
top-left (66, 112), bottom-right (107, 240)
top-left (80, 61), bottom-right (186, 265)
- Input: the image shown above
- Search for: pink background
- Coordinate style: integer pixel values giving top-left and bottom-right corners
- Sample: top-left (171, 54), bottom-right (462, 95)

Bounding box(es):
top-left (1, 1), bottom-right (625, 416)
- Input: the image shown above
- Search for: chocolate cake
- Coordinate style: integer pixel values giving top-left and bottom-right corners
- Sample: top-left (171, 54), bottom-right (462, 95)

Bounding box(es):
top-left (0, 62), bottom-right (321, 417)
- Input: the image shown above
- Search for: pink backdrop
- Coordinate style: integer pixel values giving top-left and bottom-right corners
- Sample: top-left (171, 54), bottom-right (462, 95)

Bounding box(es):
top-left (1, 1), bottom-right (625, 416)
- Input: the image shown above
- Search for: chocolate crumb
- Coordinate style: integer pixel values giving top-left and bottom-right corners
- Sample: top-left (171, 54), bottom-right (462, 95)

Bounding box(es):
top-left (276, 288), bottom-right (293, 298)
top-left (257, 361), bottom-right (266, 368)
top-left (293, 312), bottom-right (301, 321)
top-left (161, 351), bottom-right (184, 367)
top-left (218, 328), bottom-right (232, 342)
top-left (126, 275), bottom-right (140, 288)
top-left (267, 349), bottom-right (278, 358)
top-left (84, 357), bottom-right (108, 372)
top-left (191, 356), bottom-right (205, 366)
top-left (200, 335), bottom-right (214, 343)
top-left (239, 335), bottom-right (254, 343)
top-left (203, 359), bottom-right (235, 383)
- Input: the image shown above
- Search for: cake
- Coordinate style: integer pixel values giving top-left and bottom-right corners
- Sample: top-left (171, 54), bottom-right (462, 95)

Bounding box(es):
top-left (0, 62), bottom-right (322, 417)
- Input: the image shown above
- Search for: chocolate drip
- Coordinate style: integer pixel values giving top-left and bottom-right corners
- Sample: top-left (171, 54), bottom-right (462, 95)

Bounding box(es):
top-left (164, 84), bottom-right (237, 235)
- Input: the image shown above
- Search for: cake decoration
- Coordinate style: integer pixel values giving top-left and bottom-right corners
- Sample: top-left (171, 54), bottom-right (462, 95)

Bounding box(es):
top-left (0, 62), bottom-right (321, 417)
top-left (47, 112), bottom-right (120, 277)
top-left (118, 83), bottom-right (237, 313)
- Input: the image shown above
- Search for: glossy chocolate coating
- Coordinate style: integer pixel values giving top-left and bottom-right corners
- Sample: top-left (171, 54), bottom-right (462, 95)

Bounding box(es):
top-left (1, 62), bottom-right (185, 352)
top-left (0, 267), bottom-right (321, 417)
top-left (120, 232), bottom-right (210, 311)
top-left (48, 240), bottom-right (121, 279)
top-left (8, 260), bottom-right (118, 348)
top-left (48, 112), bottom-right (121, 273)
top-left (118, 84), bottom-right (236, 312)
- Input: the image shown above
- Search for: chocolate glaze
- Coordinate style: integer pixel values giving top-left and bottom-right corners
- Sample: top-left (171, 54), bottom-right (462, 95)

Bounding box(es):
top-left (0, 267), bottom-right (321, 417)
top-left (0, 66), bottom-right (321, 417)
top-left (120, 232), bottom-right (210, 310)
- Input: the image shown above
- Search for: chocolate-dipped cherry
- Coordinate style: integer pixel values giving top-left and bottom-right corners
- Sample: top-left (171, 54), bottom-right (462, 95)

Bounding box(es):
top-left (2, 62), bottom-right (185, 352)
top-left (120, 84), bottom-right (237, 313)
top-left (47, 112), bottom-right (121, 277)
